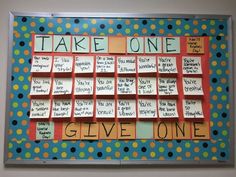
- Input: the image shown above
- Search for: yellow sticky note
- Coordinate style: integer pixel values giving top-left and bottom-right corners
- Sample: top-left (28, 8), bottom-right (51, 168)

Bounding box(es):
top-left (154, 122), bottom-right (172, 140)
top-left (81, 122), bottom-right (99, 140)
top-left (108, 36), bottom-right (126, 54)
top-left (62, 122), bottom-right (80, 140)
top-left (99, 122), bottom-right (117, 139)
top-left (191, 122), bottom-right (210, 139)
top-left (172, 121), bottom-right (191, 139)
top-left (187, 37), bottom-right (204, 54)
top-left (118, 122), bottom-right (136, 139)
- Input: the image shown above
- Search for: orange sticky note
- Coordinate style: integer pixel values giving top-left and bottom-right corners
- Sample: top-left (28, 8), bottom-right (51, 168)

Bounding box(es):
top-left (191, 121), bottom-right (210, 139)
top-left (118, 122), bottom-right (136, 139)
top-left (172, 121), bottom-right (191, 139)
top-left (186, 37), bottom-right (204, 54)
top-left (81, 122), bottom-right (99, 140)
top-left (154, 122), bottom-right (172, 139)
top-left (62, 122), bottom-right (80, 140)
top-left (108, 36), bottom-right (126, 54)
top-left (99, 122), bottom-right (117, 139)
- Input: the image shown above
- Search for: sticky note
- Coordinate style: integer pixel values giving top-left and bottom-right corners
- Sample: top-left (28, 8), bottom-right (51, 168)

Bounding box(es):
top-left (96, 56), bottom-right (115, 73)
top-left (96, 99), bottom-right (115, 118)
top-left (52, 78), bottom-right (72, 95)
top-left (72, 36), bottom-right (90, 53)
top-left (51, 99), bottom-right (72, 118)
top-left (117, 56), bottom-right (136, 74)
top-left (74, 77), bottom-right (93, 95)
top-left (158, 78), bottom-right (178, 95)
top-left (108, 36), bottom-right (126, 53)
top-left (187, 37), bottom-right (204, 54)
top-left (191, 122), bottom-right (210, 139)
top-left (154, 122), bottom-right (172, 139)
top-left (138, 56), bottom-right (157, 73)
top-left (138, 77), bottom-right (157, 95)
top-left (31, 55), bottom-right (52, 72)
top-left (158, 99), bottom-right (178, 118)
top-left (62, 122), bottom-right (80, 140)
top-left (30, 99), bottom-right (51, 119)
top-left (158, 56), bottom-right (177, 74)
top-left (99, 122), bottom-right (117, 139)
top-left (182, 56), bottom-right (202, 74)
top-left (183, 77), bottom-right (203, 95)
top-left (127, 37), bottom-right (144, 53)
top-left (52, 56), bottom-right (73, 73)
top-left (172, 122), bottom-right (191, 139)
top-left (163, 37), bottom-right (180, 53)
top-left (30, 77), bottom-right (51, 95)
top-left (81, 122), bottom-right (99, 140)
top-left (183, 99), bottom-right (204, 118)
top-left (74, 56), bottom-right (94, 73)
top-left (138, 99), bottom-right (157, 118)
top-left (96, 77), bottom-right (114, 95)
top-left (91, 36), bottom-right (108, 53)
top-left (145, 37), bottom-right (162, 53)
top-left (53, 35), bottom-right (71, 52)
top-left (74, 99), bottom-right (93, 118)
top-left (118, 122), bottom-right (136, 139)
top-left (117, 77), bottom-right (136, 95)
top-left (117, 100), bottom-right (136, 118)
top-left (34, 35), bottom-right (52, 52)
top-left (136, 121), bottom-right (154, 139)
top-left (36, 122), bottom-right (54, 140)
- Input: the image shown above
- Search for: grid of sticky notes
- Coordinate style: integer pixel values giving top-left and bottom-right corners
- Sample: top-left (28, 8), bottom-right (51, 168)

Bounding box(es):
top-left (29, 34), bottom-right (210, 140)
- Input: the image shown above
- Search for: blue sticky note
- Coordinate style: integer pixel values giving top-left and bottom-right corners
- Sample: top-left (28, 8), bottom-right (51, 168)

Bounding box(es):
top-left (72, 36), bottom-right (90, 53)
top-left (53, 35), bottom-right (71, 52)
top-left (127, 37), bottom-right (144, 53)
top-left (91, 36), bottom-right (108, 53)
top-left (163, 37), bottom-right (180, 53)
top-left (34, 35), bottom-right (52, 52)
top-left (145, 37), bottom-right (162, 53)
top-left (136, 121), bottom-right (153, 139)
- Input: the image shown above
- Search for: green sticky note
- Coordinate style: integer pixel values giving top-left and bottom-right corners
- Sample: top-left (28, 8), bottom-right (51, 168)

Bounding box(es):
top-left (145, 37), bottom-right (162, 53)
top-left (91, 36), bottom-right (108, 53)
top-left (53, 35), bottom-right (71, 52)
top-left (136, 121), bottom-right (153, 139)
top-left (127, 37), bottom-right (144, 53)
top-left (36, 122), bottom-right (54, 140)
top-left (72, 36), bottom-right (90, 53)
top-left (34, 35), bottom-right (52, 52)
top-left (163, 37), bottom-right (180, 53)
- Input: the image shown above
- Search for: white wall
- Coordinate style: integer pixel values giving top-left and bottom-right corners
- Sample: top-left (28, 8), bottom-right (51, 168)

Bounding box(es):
top-left (0, 0), bottom-right (235, 176)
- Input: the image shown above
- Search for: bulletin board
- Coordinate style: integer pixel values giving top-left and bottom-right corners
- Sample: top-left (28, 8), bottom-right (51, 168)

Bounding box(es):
top-left (4, 12), bottom-right (234, 166)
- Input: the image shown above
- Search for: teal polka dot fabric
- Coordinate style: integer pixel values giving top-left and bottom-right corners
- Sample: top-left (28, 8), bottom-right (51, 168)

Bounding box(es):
top-left (6, 15), bottom-right (231, 163)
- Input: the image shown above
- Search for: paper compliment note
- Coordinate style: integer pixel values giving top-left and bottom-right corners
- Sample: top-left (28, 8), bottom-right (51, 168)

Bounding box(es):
top-left (30, 77), bottom-right (51, 95)
top-left (117, 77), bottom-right (136, 94)
top-left (138, 99), bottom-right (157, 118)
top-left (96, 77), bottom-right (114, 95)
top-left (96, 99), bottom-right (115, 118)
top-left (74, 77), bottom-right (93, 95)
top-left (74, 56), bottom-right (94, 73)
top-left (74, 99), bottom-right (93, 117)
top-left (183, 99), bottom-right (204, 118)
top-left (96, 56), bottom-right (115, 73)
top-left (183, 77), bottom-right (203, 95)
top-left (117, 56), bottom-right (136, 74)
top-left (52, 99), bottom-right (72, 118)
top-left (36, 122), bottom-right (54, 140)
top-left (138, 77), bottom-right (157, 95)
top-left (138, 56), bottom-right (157, 73)
top-left (53, 56), bottom-right (73, 73)
top-left (158, 78), bottom-right (178, 95)
top-left (182, 56), bottom-right (202, 74)
top-left (31, 55), bottom-right (52, 72)
top-left (30, 99), bottom-right (51, 118)
top-left (52, 78), bottom-right (72, 95)
top-left (158, 56), bottom-right (177, 73)
top-left (117, 100), bottom-right (136, 118)
top-left (158, 99), bottom-right (178, 118)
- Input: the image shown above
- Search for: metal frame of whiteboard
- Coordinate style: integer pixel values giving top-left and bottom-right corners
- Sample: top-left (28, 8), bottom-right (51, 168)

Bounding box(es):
top-left (4, 12), bottom-right (234, 167)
